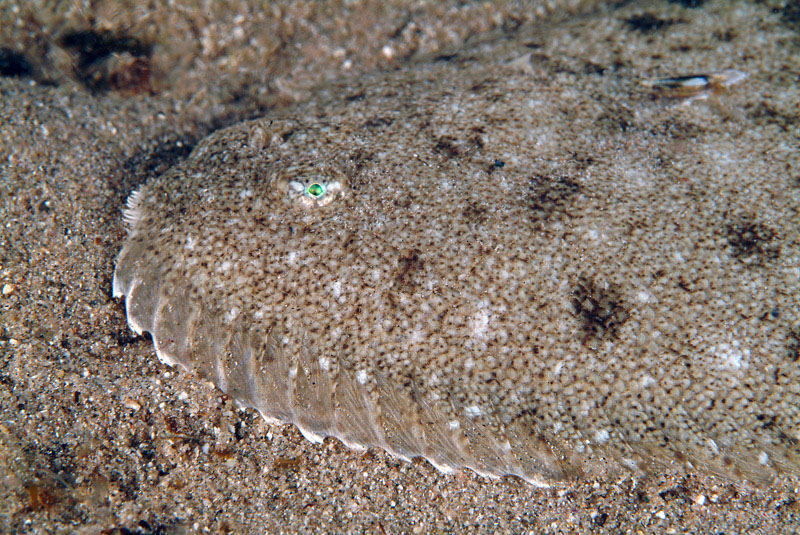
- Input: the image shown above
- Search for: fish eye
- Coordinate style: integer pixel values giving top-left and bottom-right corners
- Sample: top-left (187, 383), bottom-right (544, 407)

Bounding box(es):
top-left (305, 182), bottom-right (326, 199)
top-left (287, 178), bottom-right (343, 207)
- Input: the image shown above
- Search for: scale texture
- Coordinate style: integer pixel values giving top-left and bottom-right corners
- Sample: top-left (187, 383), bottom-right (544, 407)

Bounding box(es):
top-left (114, 9), bottom-right (800, 487)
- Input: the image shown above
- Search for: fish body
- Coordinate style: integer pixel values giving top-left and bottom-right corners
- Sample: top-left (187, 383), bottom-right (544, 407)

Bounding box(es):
top-left (641, 69), bottom-right (750, 101)
top-left (114, 26), bottom-right (800, 487)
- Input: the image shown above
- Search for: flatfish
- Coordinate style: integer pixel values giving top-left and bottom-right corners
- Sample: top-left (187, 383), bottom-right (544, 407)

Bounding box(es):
top-left (113, 5), bottom-right (800, 487)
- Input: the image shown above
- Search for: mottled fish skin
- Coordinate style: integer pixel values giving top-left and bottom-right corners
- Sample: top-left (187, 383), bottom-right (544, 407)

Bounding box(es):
top-left (114, 5), bottom-right (800, 487)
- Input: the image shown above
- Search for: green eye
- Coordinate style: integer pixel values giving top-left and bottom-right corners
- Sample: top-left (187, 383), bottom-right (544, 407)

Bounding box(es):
top-left (288, 178), bottom-right (341, 207)
top-left (306, 182), bottom-right (326, 198)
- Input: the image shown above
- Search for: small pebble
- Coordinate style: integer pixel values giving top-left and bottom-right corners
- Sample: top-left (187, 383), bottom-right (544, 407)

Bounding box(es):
top-left (123, 398), bottom-right (142, 411)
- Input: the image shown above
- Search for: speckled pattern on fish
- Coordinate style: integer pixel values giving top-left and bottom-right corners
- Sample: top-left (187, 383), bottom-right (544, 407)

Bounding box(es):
top-left (113, 1), bottom-right (800, 487)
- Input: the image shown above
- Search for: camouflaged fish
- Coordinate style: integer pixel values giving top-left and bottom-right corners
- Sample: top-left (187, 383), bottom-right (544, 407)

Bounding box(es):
top-left (113, 12), bottom-right (800, 487)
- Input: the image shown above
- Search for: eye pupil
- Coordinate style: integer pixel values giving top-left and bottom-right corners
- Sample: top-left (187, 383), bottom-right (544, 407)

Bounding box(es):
top-left (306, 183), bottom-right (325, 198)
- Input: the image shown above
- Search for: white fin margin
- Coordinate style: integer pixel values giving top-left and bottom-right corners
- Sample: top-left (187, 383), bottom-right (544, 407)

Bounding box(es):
top-left (122, 187), bottom-right (146, 232)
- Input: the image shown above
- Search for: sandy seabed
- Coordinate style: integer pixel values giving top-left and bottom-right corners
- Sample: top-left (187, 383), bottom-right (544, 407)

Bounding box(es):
top-left (1, 0), bottom-right (800, 533)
